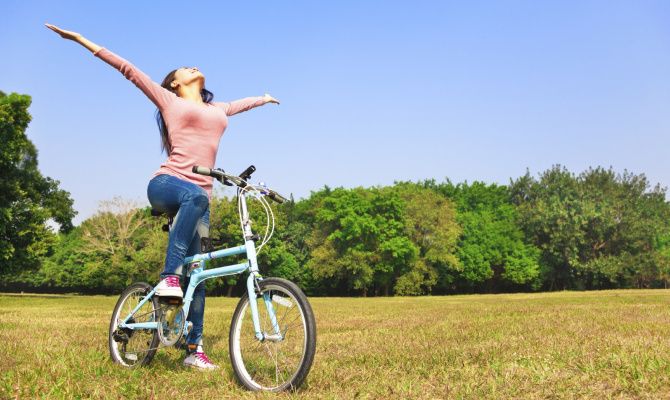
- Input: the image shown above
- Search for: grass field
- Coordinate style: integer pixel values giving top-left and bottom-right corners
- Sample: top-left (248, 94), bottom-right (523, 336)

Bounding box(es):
top-left (2, 290), bottom-right (670, 399)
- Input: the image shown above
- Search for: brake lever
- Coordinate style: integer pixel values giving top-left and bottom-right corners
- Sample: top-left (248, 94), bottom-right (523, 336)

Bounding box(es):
top-left (213, 168), bottom-right (234, 186)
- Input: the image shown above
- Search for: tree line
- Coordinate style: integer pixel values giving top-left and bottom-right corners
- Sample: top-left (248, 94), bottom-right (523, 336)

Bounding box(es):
top-left (3, 90), bottom-right (670, 296)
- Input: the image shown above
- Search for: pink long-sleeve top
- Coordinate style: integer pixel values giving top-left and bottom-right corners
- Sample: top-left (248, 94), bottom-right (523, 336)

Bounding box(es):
top-left (93, 47), bottom-right (266, 197)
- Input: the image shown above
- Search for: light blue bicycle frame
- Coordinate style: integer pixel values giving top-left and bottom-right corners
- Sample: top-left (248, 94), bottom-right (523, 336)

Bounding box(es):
top-left (117, 190), bottom-right (281, 342)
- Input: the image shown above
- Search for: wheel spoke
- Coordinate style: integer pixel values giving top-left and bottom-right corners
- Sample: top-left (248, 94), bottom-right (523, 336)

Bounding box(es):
top-left (280, 313), bottom-right (302, 337)
top-left (276, 299), bottom-right (292, 330)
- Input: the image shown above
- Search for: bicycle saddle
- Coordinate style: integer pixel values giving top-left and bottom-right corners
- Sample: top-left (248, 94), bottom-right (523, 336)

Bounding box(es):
top-left (150, 209), bottom-right (177, 218)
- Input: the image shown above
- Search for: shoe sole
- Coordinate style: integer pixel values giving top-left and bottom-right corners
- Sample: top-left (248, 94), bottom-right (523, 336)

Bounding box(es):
top-left (183, 363), bottom-right (219, 371)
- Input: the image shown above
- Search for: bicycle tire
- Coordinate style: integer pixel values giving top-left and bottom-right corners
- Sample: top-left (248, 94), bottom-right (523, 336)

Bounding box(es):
top-left (108, 282), bottom-right (160, 367)
top-left (229, 277), bottom-right (316, 391)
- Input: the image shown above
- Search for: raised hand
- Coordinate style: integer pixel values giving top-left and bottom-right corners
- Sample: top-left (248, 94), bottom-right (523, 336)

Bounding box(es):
top-left (45, 23), bottom-right (101, 53)
top-left (263, 93), bottom-right (280, 105)
top-left (45, 23), bottom-right (81, 41)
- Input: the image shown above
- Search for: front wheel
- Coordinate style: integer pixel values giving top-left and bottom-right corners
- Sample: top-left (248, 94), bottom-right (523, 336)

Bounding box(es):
top-left (229, 277), bottom-right (317, 391)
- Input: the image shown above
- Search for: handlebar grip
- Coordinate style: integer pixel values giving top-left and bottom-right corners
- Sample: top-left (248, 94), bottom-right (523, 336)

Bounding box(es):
top-left (268, 191), bottom-right (288, 204)
top-left (269, 195), bottom-right (285, 204)
top-left (192, 165), bottom-right (212, 176)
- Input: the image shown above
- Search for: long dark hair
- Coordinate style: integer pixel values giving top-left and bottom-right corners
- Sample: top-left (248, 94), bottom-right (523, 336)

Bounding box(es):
top-left (155, 68), bottom-right (214, 155)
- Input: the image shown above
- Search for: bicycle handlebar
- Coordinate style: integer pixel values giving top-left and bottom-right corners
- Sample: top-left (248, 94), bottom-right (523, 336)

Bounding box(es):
top-left (192, 165), bottom-right (287, 204)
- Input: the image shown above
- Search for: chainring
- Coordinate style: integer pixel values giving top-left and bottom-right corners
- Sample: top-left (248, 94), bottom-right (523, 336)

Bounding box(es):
top-left (157, 305), bottom-right (185, 346)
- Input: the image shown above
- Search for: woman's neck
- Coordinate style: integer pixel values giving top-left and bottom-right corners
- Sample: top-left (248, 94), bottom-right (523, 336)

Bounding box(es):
top-left (177, 85), bottom-right (204, 104)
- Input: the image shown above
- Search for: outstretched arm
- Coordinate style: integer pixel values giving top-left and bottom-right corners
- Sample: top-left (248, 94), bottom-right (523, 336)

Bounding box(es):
top-left (45, 24), bottom-right (102, 53)
top-left (45, 23), bottom-right (175, 110)
top-left (216, 94), bottom-right (280, 116)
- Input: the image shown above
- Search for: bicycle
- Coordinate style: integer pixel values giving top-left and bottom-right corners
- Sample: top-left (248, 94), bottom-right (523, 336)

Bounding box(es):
top-left (108, 165), bottom-right (317, 392)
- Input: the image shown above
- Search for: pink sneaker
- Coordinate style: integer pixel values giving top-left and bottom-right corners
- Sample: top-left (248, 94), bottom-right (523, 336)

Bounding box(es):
top-left (155, 275), bottom-right (183, 298)
top-left (184, 351), bottom-right (219, 370)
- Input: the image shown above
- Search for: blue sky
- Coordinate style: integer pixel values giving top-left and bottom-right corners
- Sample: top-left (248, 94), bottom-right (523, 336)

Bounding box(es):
top-left (2, 1), bottom-right (670, 225)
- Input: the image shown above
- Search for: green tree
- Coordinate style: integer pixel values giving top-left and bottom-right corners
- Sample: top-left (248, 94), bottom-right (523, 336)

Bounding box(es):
top-left (392, 183), bottom-right (461, 295)
top-left (431, 180), bottom-right (540, 292)
top-left (75, 199), bottom-right (164, 290)
top-left (576, 168), bottom-right (670, 288)
top-left (305, 187), bottom-right (414, 296)
top-left (0, 91), bottom-right (76, 277)
top-left (510, 166), bottom-right (670, 290)
top-left (510, 167), bottom-right (588, 290)
top-left (305, 185), bottom-right (461, 296)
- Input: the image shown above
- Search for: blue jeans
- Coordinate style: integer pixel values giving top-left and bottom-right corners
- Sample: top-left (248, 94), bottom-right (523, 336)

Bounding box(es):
top-left (147, 174), bottom-right (209, 346)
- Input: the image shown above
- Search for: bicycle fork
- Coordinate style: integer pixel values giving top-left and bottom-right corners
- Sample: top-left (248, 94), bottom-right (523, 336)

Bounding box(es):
top-left (243, 219), bottom-right (282, 342)
top-left (238, 188), bottom-right (282, 342)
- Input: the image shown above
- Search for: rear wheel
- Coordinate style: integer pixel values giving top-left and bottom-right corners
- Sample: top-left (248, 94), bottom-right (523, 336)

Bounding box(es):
top-left (108, 282), bottom-right (160, 367)
top-left (229, 277), bottom-right (316, 391)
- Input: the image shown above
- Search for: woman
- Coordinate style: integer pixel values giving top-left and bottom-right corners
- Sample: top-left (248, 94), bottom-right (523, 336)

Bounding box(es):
top-left (46, 23), bottom-right (279, 370)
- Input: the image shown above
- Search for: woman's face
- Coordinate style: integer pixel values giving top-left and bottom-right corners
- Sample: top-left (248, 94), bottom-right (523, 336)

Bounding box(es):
top-left (172, 66), bottom-right (205, 88)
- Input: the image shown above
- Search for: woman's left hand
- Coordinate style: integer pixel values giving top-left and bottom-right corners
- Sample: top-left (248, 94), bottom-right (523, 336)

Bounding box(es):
top-left (263, 93), bottom-right (280, 105)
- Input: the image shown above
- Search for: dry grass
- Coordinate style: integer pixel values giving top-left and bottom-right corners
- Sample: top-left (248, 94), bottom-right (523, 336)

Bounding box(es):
top-left (2, 290), bottom-right (670, 399)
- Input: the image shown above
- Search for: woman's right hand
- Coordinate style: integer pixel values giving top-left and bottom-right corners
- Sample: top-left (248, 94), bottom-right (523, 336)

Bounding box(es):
top-left (45, 23), bottom-right (81, 41)
top-left (45, 23), bottom-right (101, 54)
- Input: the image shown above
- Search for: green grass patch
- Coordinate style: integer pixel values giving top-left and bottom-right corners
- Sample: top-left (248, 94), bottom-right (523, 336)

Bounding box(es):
top-left (2, 290), bottom-right (670, 398)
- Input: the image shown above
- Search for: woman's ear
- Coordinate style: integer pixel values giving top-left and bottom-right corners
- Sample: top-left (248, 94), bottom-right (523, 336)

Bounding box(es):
top-left (170, 81), bottom-right (179, 89)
